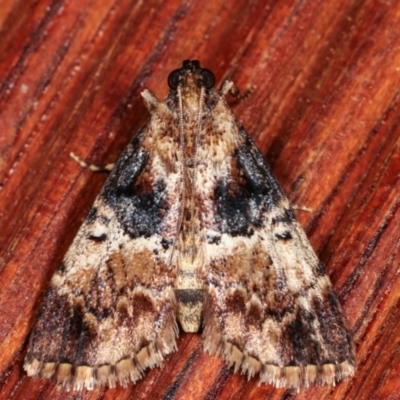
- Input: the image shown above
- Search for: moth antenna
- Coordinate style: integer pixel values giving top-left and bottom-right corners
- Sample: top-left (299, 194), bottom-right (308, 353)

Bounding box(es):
top-left (189, 85), bottom-right (205, 262)
top-left (168, 85), bottom-right (186, 265)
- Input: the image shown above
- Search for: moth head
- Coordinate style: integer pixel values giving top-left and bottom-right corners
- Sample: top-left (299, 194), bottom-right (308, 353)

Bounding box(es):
top-left (168, 60), bottom-right (215, 91)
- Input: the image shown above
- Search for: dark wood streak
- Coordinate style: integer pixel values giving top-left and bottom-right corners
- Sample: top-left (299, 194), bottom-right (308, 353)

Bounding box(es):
top-left (203, 365), bottom-right (232, 400)
top-left (103, 2), bottom-right (192, 133)
top-left (163, 349), bottom-right (201, 400)
top-left (0, 0), bottom-right (67, 102)
top-left (305, 95), bottom-right (400, 239)
top-left (341, 197), bottom-right (400, 303)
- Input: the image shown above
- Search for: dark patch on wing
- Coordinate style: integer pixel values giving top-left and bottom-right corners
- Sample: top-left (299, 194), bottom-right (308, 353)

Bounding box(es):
top-left (101, 128), bottom-right (149, 203)
top-left (102, 147), bottom-right (149, 199)
top-left (70, 302), bottom-right (99, 365)
top-left (214, 181), bottom-right (255, 237)
top-left (246, 301), bottom-right (263, 327)
top-left (28, 286), bottom-right (70, 362)
top-left (316, 262), bottom-right (326, 277)
top-left (263, 276), bottom-right (295, 322)
top-left (83, 265), bottom-right (119, 322)
top-left (225, 289), bottom-right (246, 315)
top-left (57, 262), bottom-right (66, 273)
top-left (101, 128), bottom-right (170, 239)
top-left (30, 288), bottom-right (99, 366)
top-left (275, 231), bottom-right (293, 241)
top-left (116, 181), bottom-right (168, 238)
top-left (117, 301), bottom-right (129, 318)
top-left (235, 146), bottom-right (282, 206)
top-left (38, 265), bottom-right (120, 365)
top-left (312, 289), bottom-right (353, 363)
top-left (132, 292), bottom-right (156, 316)
top-left (282, 306), bottom-right (323, 365)
top-left (264, 303), bottom-right (295, 323)
top-left (86, 206), bottom-right (98, 222)
top-left (27, 259), bottom-right (170, 367)
top-left (206, 234), bottom-right (221, 245)
top-left (271, 208), bottom-right (297, 225)
top-left (213, 129), bottom-right (285, 237)
top-left (115, 149), bottom-right (150, 194)
top-left (237, 127), bottom-right (285, 203)
top-left (161, 238), bottom-right (173, 249)
top-left (88, 233), bottom-right (107, 242)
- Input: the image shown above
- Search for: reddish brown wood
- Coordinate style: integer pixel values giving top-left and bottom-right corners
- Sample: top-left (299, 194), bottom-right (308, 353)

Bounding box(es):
top-left (0, 0), bottom-right (399, 399)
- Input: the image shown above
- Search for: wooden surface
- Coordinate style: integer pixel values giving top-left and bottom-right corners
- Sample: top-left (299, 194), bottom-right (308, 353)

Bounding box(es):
top-left (0, 0), bottom-right (399, 399)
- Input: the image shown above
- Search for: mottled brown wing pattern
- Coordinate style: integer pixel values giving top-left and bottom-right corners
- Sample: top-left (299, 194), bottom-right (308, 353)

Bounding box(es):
top-left (199, 125), bottom-right (356, 388)
top-left (25, 60), bottom-right (355, 391)
top-left (25, 118), bottom-right (183, 390)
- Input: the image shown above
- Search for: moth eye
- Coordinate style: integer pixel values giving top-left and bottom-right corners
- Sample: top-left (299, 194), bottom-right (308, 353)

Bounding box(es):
top-left (199, 69), bottom-right (215, 89)
top-left (168, 69), bottom-right (181, 90)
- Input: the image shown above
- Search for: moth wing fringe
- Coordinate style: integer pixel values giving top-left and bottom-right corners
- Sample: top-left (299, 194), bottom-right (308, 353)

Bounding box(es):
top-left (23, 321), bottom-right (179, 391)
top-left (202, 305), bottom-right (355, 389)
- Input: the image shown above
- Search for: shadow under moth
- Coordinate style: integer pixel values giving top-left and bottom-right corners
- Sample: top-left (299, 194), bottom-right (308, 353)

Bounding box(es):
top-left (24, 60), bottom-right (356, 391)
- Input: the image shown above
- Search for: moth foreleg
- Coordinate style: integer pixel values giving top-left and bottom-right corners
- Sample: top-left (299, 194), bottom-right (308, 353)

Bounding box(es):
top-left (70, 152), bottom-right (115, 172)
top-left (220, 79), bottom-right (256, 103)
top-left (292, 204), bottom-right (313, 213)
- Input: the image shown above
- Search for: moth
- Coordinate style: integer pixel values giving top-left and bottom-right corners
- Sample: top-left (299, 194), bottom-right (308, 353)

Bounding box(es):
top-left (25, 60), bottom-right (355, 391)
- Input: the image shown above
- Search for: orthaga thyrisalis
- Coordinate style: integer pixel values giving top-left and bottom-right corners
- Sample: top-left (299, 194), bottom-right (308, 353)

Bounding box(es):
top-left (25, 60), bottom-right (355, 391)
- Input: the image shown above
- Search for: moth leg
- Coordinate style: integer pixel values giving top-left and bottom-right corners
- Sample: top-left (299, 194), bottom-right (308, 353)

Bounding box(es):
top-left (220, 79), bottom-right (256, 103)
top-left (292, 204), bottom-right (313, 213)
top-left (141, 89), bottom-right (160, 111)
top-left (70, 152), bottom-right (115, 172)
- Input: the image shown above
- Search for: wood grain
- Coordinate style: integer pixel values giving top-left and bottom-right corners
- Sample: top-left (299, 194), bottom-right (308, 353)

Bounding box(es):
top-left (0, 0), bottom-right (399, 399)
